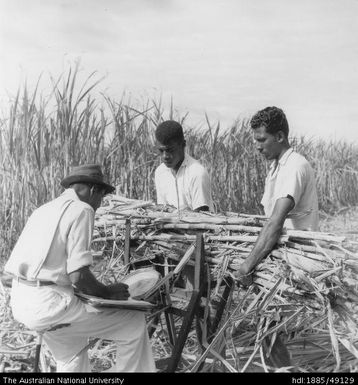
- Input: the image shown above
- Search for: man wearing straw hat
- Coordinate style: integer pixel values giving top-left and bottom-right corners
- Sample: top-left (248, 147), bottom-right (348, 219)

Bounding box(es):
top-left (236, 106), bottom-right (319, 367)
top-left (5, 164), bottom-right (156, 372)
top-left (154, 120), bottom-right (214, 213)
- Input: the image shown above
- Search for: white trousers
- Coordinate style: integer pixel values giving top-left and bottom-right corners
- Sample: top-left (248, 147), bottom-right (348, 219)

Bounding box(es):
top-left (10, 280), bottom-right (156, 372)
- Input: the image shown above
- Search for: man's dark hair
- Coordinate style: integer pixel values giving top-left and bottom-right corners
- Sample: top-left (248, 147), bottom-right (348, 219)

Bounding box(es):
top-left (155, 120), bottom-right (185, 144)
top-left (250, 106), bottom-right (289, 137)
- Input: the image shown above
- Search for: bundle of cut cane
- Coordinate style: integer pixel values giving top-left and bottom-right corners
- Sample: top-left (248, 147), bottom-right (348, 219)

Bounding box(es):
top-left (92, 195), bottom-right (358, 372)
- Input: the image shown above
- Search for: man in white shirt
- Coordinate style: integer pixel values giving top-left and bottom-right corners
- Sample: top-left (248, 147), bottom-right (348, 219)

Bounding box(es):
top-left (261, 148), bottom-right (319, 231)
top-left (236, 106), bottom-right (319, 283)
top-left (154, 120), bottom-right (213, 212)
top-left (236, 106), bottom-right (319, 368)
top-left (154, 120), bottom-right (221, 356)
top-left (5, 164), bottom-right (156, 372)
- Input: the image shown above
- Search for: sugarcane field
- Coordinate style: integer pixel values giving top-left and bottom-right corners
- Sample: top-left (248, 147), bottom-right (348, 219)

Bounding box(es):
top-left (0, 63), bottom-right (358, 376)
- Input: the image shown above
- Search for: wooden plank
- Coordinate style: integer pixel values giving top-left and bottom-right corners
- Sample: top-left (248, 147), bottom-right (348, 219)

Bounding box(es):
top-left (162, 290), bottom-right (176, 346)
top-left (166, 234), bottom-right (206, 372)
top-left (194, 234), bottom-right (205, 291)
top-left (166, 289), bottom-right (203, 372)
top-left (210, 276), bottom-right (234, 336)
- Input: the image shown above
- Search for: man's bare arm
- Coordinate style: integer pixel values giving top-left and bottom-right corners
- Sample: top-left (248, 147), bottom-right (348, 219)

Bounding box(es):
top-left (236, 197), bottom-right (294, 286)
top-left (69, 266), bottom-right (130, 300)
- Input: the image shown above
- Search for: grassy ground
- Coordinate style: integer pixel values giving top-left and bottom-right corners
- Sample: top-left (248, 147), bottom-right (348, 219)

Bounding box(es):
top-left (320, 207), bottom-right (358, 252)
top-left (320, 207), bottom-right (358, 234)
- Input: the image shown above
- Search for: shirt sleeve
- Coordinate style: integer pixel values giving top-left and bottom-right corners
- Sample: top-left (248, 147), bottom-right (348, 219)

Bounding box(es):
top-left (66, 207), bottom-right (94, 274)
top-left (190, 167), bottom-right (213, 211)
top-left (275, 163), bottom-right (307, 208)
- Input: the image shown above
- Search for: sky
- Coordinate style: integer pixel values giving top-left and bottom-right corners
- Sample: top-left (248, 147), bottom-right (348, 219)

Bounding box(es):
top-left (1, 0), bottom-right (358, 142)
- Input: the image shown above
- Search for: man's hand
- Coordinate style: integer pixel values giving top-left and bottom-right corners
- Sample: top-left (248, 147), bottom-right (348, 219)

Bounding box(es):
top-left (107, 282), bottom-right (130, 300)
top-left (235, 263), bottom-right (253, 288)
top-left (235, 197), bottom-right (294, 289)
top-left (70, 266), bottom-right (130, 300)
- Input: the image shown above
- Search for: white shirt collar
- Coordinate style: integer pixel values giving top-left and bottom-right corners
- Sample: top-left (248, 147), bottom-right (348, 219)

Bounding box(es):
top-left (163, 153), bottom-right (189, 175)
top-left (279, 148), bottom-right (294, 166)
top-left (61, 188), bottom-right (81, 201)
top-left (179, 153), bottom-right (190, 169)
top-left (269, 148), bottom-right (293, 171)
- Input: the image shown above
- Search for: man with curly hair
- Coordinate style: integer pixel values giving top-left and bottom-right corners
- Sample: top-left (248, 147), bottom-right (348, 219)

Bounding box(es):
top-left (236, 106), bottom-right (319, 368)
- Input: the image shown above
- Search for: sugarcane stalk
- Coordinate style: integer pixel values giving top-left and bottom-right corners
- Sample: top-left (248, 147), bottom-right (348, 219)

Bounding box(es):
top-left (158, 223), bottom-right (262, 233)
top-left (91, 195), bottom-right (358, 373)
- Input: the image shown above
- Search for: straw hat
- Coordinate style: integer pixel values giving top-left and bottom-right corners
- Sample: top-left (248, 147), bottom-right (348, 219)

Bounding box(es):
top-left (61, 164), bottom-right (115, 194)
